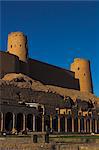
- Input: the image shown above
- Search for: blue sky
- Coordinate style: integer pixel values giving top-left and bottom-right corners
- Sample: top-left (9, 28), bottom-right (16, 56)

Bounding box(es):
top-left (0, 1), bottom-right (99, 97)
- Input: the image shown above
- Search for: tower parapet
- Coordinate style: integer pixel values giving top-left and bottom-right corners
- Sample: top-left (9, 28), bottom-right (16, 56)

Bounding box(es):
top-left (70, 58), bottom-right (93, 93)
top-left (7, 32), bottom-right (28, 62)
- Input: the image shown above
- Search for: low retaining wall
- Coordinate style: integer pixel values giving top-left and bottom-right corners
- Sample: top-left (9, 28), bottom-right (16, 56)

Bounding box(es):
top-left (0, 135), bottom-right (99, 150)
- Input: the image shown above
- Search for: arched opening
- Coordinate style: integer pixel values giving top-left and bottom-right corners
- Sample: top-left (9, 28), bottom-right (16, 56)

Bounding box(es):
top-left (52, 115), bottom-right (58, 132)
top-left (74, 117), bottom-right (78, 132)
top-left (60, 116), bottom-right (65, 132)
top-left (35, 106), bottom-right (44, 132)
top-left (44, 115), bottom-right (50, 131)
top-left (97, 119), bottom-right (99, 133)
top-left (5, 112), bottom-right (13, 131)
top-left (92, 119), bottom-right (95, 133)
top-left (27, 114), bottom-right (33, 131)
top-left (36, 115), bottom-right (42, 131)
top-left (80, 118), bottom-right (84, 132)
top-left (67, 117), bottom-right (72, 132)
top-left (0, 112), bottom-right (2, 131)
top-left (86, 119), bottom-right (90, 133)
top-left (16, 113), bottom-right (23, 132)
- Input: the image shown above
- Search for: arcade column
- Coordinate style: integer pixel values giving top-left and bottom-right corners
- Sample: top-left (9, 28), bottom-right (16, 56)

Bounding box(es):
top-left (33, 114), bottom-right (35, 132)
top-left (23, 114), bottom-right (26, 131)
top-left (84, 117), bottom-right (87, 133)
top-left (42, 115), bottom-right (44, 132)
top-left (72, 116), bottom-right (74, 132)
top-left (0, 112), bottom-right (3, 132)
top-left (65, 116), bottom-right (67, 132)
top-left (50, 115), bottom-right (53, 131)
top-left (95, 119), bottom-right (97, 133)
top-left (58, 115), bottom-right (60, 132)
top-left (78, 117), bottom-right (80, 133)
top-left (90, 118), bottom-right (92, 133)
top-left (12, 113), bottom-right (16, 133)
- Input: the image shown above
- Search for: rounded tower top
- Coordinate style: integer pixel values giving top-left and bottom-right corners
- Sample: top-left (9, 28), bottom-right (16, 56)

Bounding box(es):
top-left (71, 58), bottom-right (93, 93)
top-left (7, 31), bottom-right (28, 62)
top-left (74, 58), bottom-right (87, 61)
top-left (73, 58), bottom-right (89, 63)
top-left (71, 58), bottom-right (90, 70)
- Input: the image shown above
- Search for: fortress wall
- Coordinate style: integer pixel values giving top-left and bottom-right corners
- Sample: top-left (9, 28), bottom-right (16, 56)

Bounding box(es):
top-left (28, 58), bottom-right (80, 90)
top-left (19, 60), bottom-right (29, 75)
top-left (0, 52), bottom-right (20, 78)
top-left (0, 31), bottom-right (80, 90)
top-left (0, 51), bottom-right (80, 90)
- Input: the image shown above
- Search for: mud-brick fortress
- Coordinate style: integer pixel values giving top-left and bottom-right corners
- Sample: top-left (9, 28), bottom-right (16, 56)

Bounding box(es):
top-left (0, 31), bottom-right (99, 134)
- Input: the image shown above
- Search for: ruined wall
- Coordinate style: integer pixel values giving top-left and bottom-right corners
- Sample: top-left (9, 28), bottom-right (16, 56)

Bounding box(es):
top-left (0, 81), bottom-right (65, 115)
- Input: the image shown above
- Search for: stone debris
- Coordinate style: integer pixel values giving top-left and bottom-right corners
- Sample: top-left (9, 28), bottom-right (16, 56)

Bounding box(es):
top-left (1, 73), bottom-right (98, 103)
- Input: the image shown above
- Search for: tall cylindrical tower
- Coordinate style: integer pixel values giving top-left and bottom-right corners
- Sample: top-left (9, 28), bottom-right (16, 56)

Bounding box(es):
top-left (7, 32), bottom-right (28, 62)
top-left (70, 58), bottom-right (93, 93)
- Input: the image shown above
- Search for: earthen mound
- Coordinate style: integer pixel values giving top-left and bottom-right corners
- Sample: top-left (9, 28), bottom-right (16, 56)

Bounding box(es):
top-left (2, 73), bottom-right (97, 102)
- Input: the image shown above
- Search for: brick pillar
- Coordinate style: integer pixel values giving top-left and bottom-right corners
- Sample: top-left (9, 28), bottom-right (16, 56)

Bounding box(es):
top-left (1, 112), bottom-right (3, 132)
top-left (3, 113), bottom-right (5, 131)
top-left (95, 119), bottom-right (97, 133)
top-left (72, 117), bottom-right (74, 132)
top-left (78, 117), bottom-right (80, 133)
top-left (65, 116), bottom-right (67, 132)
top-left (42, 115), bottom-right (44, 132)
top-left (33, 115), bottom-right (35, 131)
top-left (25, 115), bottom-right (27, 130)
top-left (58, 115), bottom-right (60, 132)
top-left (84, 118), bottom-right (86, 133)
top-left (50, 115), bottom-right (53, 131)
top-left (23, 114), bottom-right (26, 131)
top-left (90, 119), bottom-right (92, 133)
top-left (12, 113), bottom-right (16, 133)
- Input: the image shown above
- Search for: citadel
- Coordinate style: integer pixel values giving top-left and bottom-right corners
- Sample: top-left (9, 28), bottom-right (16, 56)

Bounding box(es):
top-left (0, 31), bottom-right (99, 134)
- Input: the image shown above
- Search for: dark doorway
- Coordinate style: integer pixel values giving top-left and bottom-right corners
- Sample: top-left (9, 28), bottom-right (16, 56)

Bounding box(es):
top-left (44, 115), bottom-right (50, 131)
top-left (36, 115), bottom-right (42, 131)
top-left (80, 118), bottom-right (84, 132)
top-left (67, 117), bottom-right (72, 132)
top-left (52, 115), bottom-right (58, 132)
top-left (0, 112), bottom-right (1, 130)
top-left (97, 120), bottom-right (99, 133)
top-left (27, 114), bottom-right (33, 131)
top-left (86, 119), bottom-right (90, 133)
top-left (92, 119), bottom-right (95, 133)
top-left (5, 112), bottom-right (13, 131)
top-left (74, 117), bottom-right (78, 132)
top-left (16, 113), bottom-right (23, 132)
top-left (60, 116), bottom-right (65, 132)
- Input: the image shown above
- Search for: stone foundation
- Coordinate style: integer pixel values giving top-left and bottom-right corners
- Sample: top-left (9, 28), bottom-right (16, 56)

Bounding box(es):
top-left (0, 136), bottom-right (99, 150)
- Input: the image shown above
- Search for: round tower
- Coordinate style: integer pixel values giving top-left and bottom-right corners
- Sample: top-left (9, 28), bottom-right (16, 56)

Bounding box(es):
top-left (7, 32), bottom-right (28, 62)
top-left (70, 58), bottom-right (93, 93)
